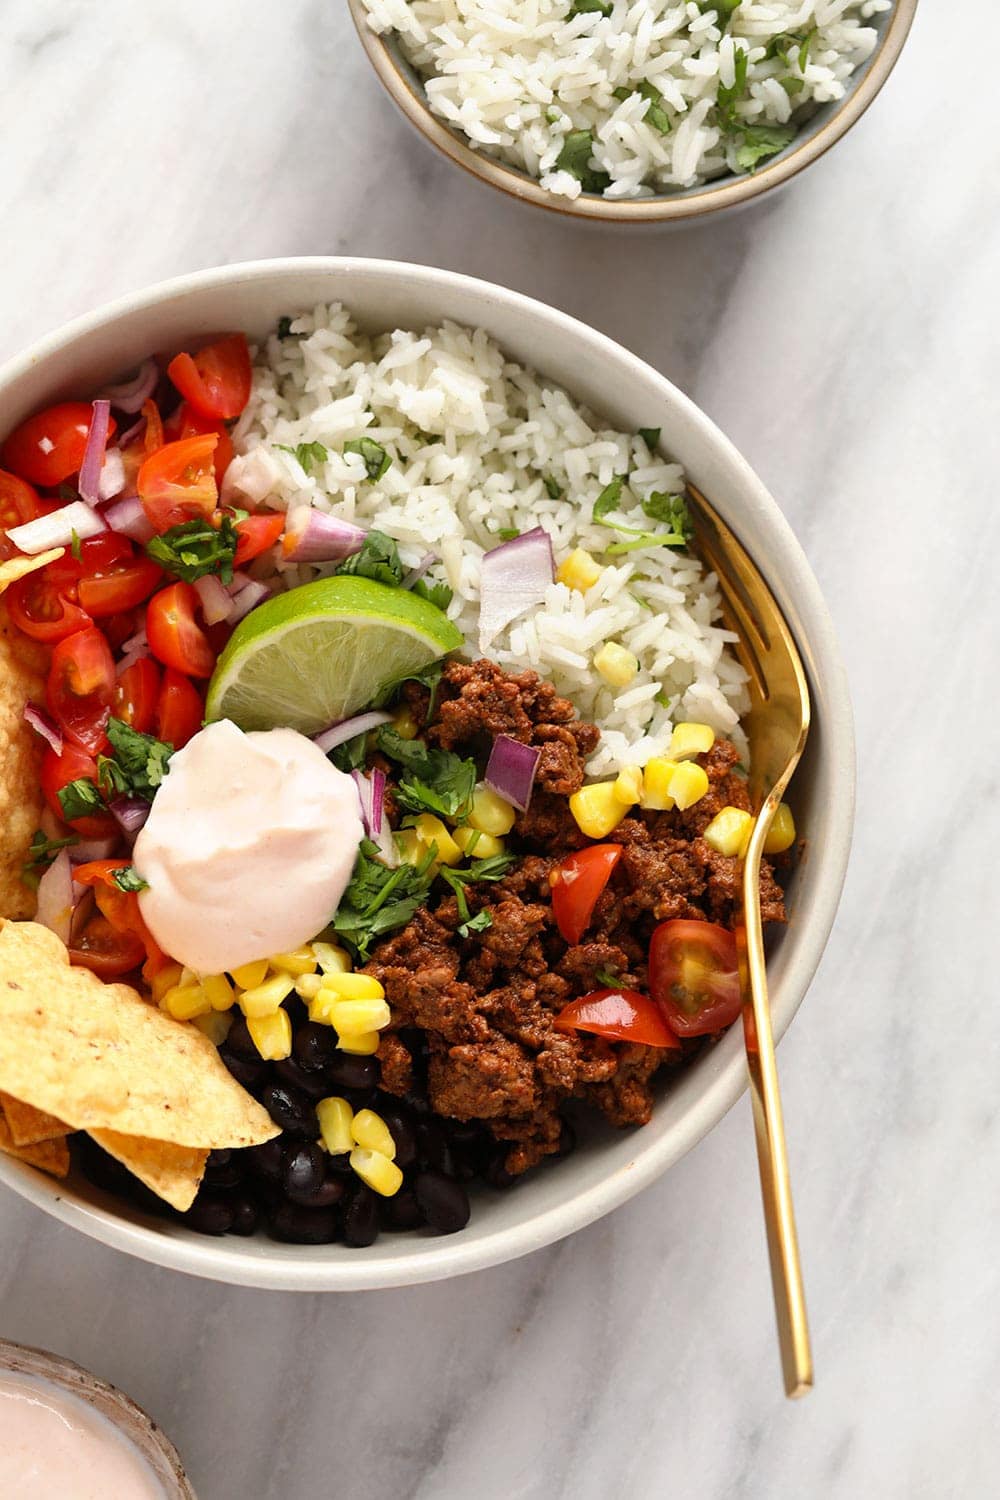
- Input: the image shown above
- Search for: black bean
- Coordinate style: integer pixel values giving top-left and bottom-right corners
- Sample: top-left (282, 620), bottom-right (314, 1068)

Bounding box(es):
top-left (262, 1082), bottom-right (316, 1137)
top-left (484, 1152), bottom-right (517, 1190)
top-left (416, 1120), bottom-right (456, 1178)
top-left (414, 1172), bottom-right (470, 1234)
top-left (269, 1203), bottom-right (340, 1244)
top-left (222, 1016), bottom-right (260, 1060)
top-left (228, 1195), bottom-right (260, 1237)
top-left (76, 1137), bottom-right (132, 1194)
top-left (274, 1057), bottom-right (330, 1100)
top-left (202, 1160), bottom-right (244, 1192)
top-left (343, 1184), bottom-right (380, 1247)
top-left (287, 1170), bottom-right (346, 1209)
top-left (403, 1089), bottom-right (432, 1117)
top-left (293, 1022), bottom-right (341, 1072)
top-left (244, 1138), bottom-right (286, 1182)
top-left (282, 1142), bottom-right (326, 1200)
top-left (186, 1196), bottom-right (235, 1236)
top-left (324, 1053), bottom-right (380, 1093)
top-left (379, 1187), bottom-right (424, 1232)
top-left (220, 1052), bottom-right (269, 1093)
top-left (378, 1105), bottom-right (417, 1169)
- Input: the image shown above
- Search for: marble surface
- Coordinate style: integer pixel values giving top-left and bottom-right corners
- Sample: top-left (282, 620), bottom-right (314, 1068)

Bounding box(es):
top-left (1, 2), bottom-right (997, 1496)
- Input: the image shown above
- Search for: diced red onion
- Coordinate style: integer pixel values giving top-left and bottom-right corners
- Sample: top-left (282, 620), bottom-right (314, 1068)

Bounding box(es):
top-left (70, 886), bottom-right (96, 942)
top-left (228, 579), bottom-right (272, 623)
top-left (99, 358), bottom-right (158, 414)
top-left (402, 553), bottom-right (437, 589)
top-left (485, 735), bottom-right (541, 812)
top-left (314, 709), bottom-right (392, 754)
top-left (220, 448), bottom-right (283, 509)
top-left (23, 702), bottom-right (63, 756)
top-left (104, 495), bottom-right (154, 543)
top-left (351, 767), bottom-right (397, 867)
top-left (35, 850), bottom-right (74, 943)
top-left (78, 400), bottom-right (112, 505)
top-left (110, 796), bottom-right (151, 842)
top-left (68, 838), bottom-right (118, 864)
top-left (118, 414), bottom-right (146, 450)
top-left (6, 500), bottom-right (107, 556)
top-left (225, 570), bottom-right (253, 596)
top-left (281, 507), bottom-right (366, 564)
top-left (97, 447), bottom-right (126, 503)
top-left (479, 526), bottom-right (554, 650)
top-left (194, 573), bottom-right (235, 625)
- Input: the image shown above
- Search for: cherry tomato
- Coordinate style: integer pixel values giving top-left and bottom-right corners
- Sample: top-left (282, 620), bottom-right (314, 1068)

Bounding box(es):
top-left (112, 657), bottom-right (162, 734)
top-left (164, 401), bottom-right (234, 484)
top-left (5, 556), bottom-right (91, 642)
top-left (167, 334), bottom-right (252, 421)
top-left (550, 844), bottom-right (623, 945)
top-left (156, 666), bottom-right (204, 747)
top-left (39, 743), bottom-right (115, 838)
top-left (138, 434), bottom-right (219, 533)
top-left (68, 912), bottom-right (146, 978)
top-left (2, 403), bottom-right (117, 487)
top-left (146, 581), bottom-right (215, 678)
top-left (648, 919), bottom-right (741, 1037)
top-left (76, 539), bottom-right (162, 617)
top-left (234, 513), bottom-right (284, 567)
top-left (73, 861), bottom-right (167, 980)
top-left (0, 469), bottom-right (45, 560)
top-left (554, 989), bottom-right (680, 1049)
top-left (47, 626), bottom-right (116, 754)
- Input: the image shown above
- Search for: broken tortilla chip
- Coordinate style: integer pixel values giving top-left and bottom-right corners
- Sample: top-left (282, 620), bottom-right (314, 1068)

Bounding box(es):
top-left (89, 1129), bottom-right (208, 1213)
top-left (0, 602), bottom-right (49, 921)
top-left (0, 1105), bottom-right (69, 1178)
top-left (0, 1089), bottom-right (68, 1145)
top-left (0, 921), bottom-right (279, 1149)
top-left (0, 548), bottom-right (66, 593)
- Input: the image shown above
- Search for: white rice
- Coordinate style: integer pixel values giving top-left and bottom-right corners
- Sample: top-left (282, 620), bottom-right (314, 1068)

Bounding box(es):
top-left (230, 304), bottom-right (749, 776)
top-left (359, 0), bottom-right (891, 198)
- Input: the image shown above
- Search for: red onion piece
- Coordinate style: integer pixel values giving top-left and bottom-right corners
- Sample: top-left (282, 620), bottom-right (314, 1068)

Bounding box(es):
top-left (78, 400), bottom-right (111, 505)
top-left (104, 495), bottom-right (154, 543)
top-left (225, 570), bottom-right (253, 597)
top-left (402, 553), bottom-right (438, 589)
top-left (314, 709), bottom-right (392, 754)
top-left (281, 507), bottom-right (366, 564)
top-left (117, 413), bottom-right (146, 450)
top-left (35, 850), bottom-right (74, 942)
top-left (6, 500), bottom-right (107, 555)
top-left (110, 796), bottom-right (151, 842)
top-left (228, 579), bottom-right (272, 623)
top-left (68, 837), bottom-right (118, 864)
top-left (351, 767), bottom-right (397, 867)
top-left (23, 702), bottom-right (63, 756)
top-left (70, 886), bottom-right (96, 942)
top-left (478, 526), bottom-right (554, 650)
top-left (97, 447), bottom-right (126, 503)
top-left (485, 735), bottom-right (541, 812)
top-left (194, 573), bottom-right (235, 625)
top-left (99, 358), bottom-right (158, 414)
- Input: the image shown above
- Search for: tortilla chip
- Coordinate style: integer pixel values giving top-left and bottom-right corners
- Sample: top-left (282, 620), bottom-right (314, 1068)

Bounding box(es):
top-left (0, 1106), bottom-right (69, 1177)
top-left (0, 1089), bottom-right (68, 1145)
top-left (0, 602), bottom-right (49, 921)
top-left (90, 1129), bottom-right (208, 1212)
top-left (0, 921), bottom-right (279, 1149)
top-left (0, 548), bottom-right (65, 593)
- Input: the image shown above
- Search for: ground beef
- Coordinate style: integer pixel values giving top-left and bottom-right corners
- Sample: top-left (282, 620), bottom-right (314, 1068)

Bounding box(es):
top-left (368, 659), bottom-right (788, 1174)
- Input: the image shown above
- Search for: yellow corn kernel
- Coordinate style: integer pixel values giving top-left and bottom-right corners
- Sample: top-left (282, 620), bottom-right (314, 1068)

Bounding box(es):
top-left (556, 546), bottom-right (601, 593)
top-left (320, 971), bottom-right (385, 1001)
top-left (349, 1147), bottom-right (403, 1198)
top-left (331, 998), bottom-right (392, 1037)
top-left (268, 947), bottom-right (318, 976)
top-left (613, 766), bottom-right (643, 807)
top-left (395, 828), bottom-right (426, 868)
top-left (593, 641), bottom-right (639, 687)
top-left (308, 992), bottom-right (337, 1026)
top-left (703, 806), bottom-right (754, 858)
top-left (640, 757), bottom-right (679, 811)
top-left (162, 983), bottom-right (211, 1022)
top-left (764, 802), bottom-right (796, 854)
top-left (316, 1096), bottom-right (354, 1154)
top-left (311, 941), bottom-right (352, 975)
top-left (193, 1011), bottom-right (233, 1047)
top-left (391, 705), bottom-right (419, 740)
top-left (201, 972), bottom-right (236, 1012)
top-left (468, 785), bottom-right (516, 837)
top-left (669, 761), bottom-right (710, 810)
top-left (231, 958), bottom-right (268, 990)
top-left (239, 972), bottom-right (295, 1018)
top-left (247, 1008), bottom-right (292, 1061)
top-left (669, 721), bottom-right (715, 760)
top-left (150, 962), bottom-right (184, 1005)
top-left (178, 966), bottom-right (199, 988)
top-left (411, 814), bottom-right (462, 866)
top-left (295, 972), bottom-right (323, 1001)
top-left (351, 1109), bottom-right (396, 1158)
top-left (453, 825), bottom-right (505, 859)
top-left (337, 1030), bottom-right (380, 1056)
top-left (569, 781), bottom-right (628, 839)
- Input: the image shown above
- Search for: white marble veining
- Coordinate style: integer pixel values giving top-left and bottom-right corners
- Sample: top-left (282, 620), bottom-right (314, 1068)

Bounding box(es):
top-left (1, 2), bottom-right (998, 1496)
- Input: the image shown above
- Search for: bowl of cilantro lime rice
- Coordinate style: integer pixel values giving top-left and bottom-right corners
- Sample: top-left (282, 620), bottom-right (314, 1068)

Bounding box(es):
top-left (348, 0), bottom-right (916, 221)
top-left (0, 259), bottom-right (853, 1289)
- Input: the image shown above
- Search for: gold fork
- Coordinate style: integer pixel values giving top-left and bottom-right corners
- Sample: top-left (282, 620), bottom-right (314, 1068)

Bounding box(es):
top-left (688, 484), bottom-right (813, 1399)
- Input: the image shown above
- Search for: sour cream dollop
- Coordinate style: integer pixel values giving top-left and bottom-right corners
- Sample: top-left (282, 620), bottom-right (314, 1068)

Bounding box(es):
top-left (133, 720), bottom-right (364, 975)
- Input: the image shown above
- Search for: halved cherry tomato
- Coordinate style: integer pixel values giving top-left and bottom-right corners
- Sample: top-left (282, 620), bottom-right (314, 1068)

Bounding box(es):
top-left (554, 988), bottom-right (680, 1049)
top-left (138, 434), bottom-right (219, 533)
top-left (146, 581), bottom-right (215, 678)
top-left (550, 844), bottom-right (623, 945)
top-left (68, 912), bottom-right (146, 978)
top-left (77, 539), bottom-right (162, 617)
top-left (156, 666), bottom-right (204, 747)
top-left (47, 626), bottom-right (116, 753)
top-left (164, 400), bottom-right (234, 484)
top-left (39, 743), bottom-right (115, 838)
top-left (0, 469), bottom-right (45, 560)
top-left (2, 403), bottom-right (117, 487)
top-left (648, 919), bottom-right (741, 1037)
top-left (73, 860), bottom-right (167, 981)
top-left (6, 556), bottom-right (91, 642)
top-left (167, 334), bottom-right (251, 421)
top-left (112, 657), bottom-right (162, 734)
top-left (234, 512), bottom-right (284, 567)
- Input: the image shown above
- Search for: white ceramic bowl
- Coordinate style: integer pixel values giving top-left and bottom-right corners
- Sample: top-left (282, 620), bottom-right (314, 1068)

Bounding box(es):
top-left (0, 258), bottom-right (854, 1290)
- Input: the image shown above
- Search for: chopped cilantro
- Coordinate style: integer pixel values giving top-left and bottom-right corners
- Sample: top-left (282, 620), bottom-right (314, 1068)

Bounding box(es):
top-left (459, 908), bottom-right (494, 938)
top-left (333, 838), bottom-right (437, 961)
top-left (411, 577), bottom-right (454, 612)
top-left (555, 130), bottom-right (611, 194)
top-left (715, 45), bottom-right (749, 132)
top-left (439, 853), bottom-right (518, 930)
top-left (372, 659), bottom-right (445, 719)
top-left (638, 427), bottom-right (661, 450)
top-left (343, 437), bottom-right (392, 482)
top-left (21, 829), bottom-right (78, 890)
top-left (376, 727), bottom-right (476, 822)
top-left (543, 474), bottom-right (563, 500)
top-left (70, 529), bottom-right (82, 561)
top-left (641, 491), bottom-right (693, 541)
top-left (495, 526), bottom-right (520, 542)
top-left (277, 316), bottom-right (294, 338)
top-left (570, 0), bottom-right (612, 13)
top-left (336, 530), bottom-right (403, 588)
top-left (275, 440), bottom-right (329, 476)
top-left (592, 475), bottom-right (627, 522)
top-left (58, 778), bottom-right (104, 822)
top-left (329, 730), bottom-right (371, 774)
top-left (146, 515), bottom-right (239, 584)
top-left (614, 81), bottom-right (672, 135)
top-left (606, 530), bottom-right (688, 555)
top-left (104, 717), bottom-right (174, 795)
top-left (734, 122), bottom-right (797, 171)
top-left (594, 965), bottom-right (621, 988)
top-left (112, 866), bottom-right (149, 893)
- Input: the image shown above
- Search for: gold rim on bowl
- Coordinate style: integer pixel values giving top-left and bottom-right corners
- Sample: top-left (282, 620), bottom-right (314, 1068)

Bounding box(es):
top-left (347, 0), bottom-right (918, 222)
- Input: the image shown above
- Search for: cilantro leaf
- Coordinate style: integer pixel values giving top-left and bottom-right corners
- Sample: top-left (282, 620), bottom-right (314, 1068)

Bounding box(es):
top-left (21, 829), bottom-right (78, 890)
top-left (333, 838), bottom-right (436, 961)
top-left (543, 474), bottom-right (563, 500)
top-left (372, 659), bottom-right (445, 719)
top-left (734, 123), bottom-right (797, 172)
top-left (570, 0), bottom-right (611, 13)
top-left (275, 441), bottom-right (329, 476)
top-left (614, 81), bottom-right (672, 135)
top-left (555, 130), bottom-right (611, 194)
top-left (439, 852), bottom-right (518, 926)
top-left (58, 779), bottom-right (105, 822)
top-left (105, 717), bottom-right (174, 796)
top-left (376, 727), bottom-right (476, 822)
top-left (641, 491), bottom-right (693, 541)
top-left (336, 530), bottom-right (403, 588)
top-left (594, 965), bottom-right (621, 987)
top-left (70, 529), bottom-right (82, 561)
top-left (495, 526), bottom-right (520, 541)
top-left (716, 45), bottom-right (749, 132)
top-left (277, 316), bottom-right (295, 338)
top-left (592, 475), bottom-right (627, 522)
top-left (411, 577), bottom-right (454, 612)
top-left (638, 427), bottom-right (661, 450)
top-left (147, 515), bottom-right (239, 585)
top-left (112, 866), bottom-right (149, 893)
top-left (459, 908), bottom-right (493, 938)
top-left (343, 437), bottom-right (392, 482)
top-left (329, 731), bottom-right (371, 774)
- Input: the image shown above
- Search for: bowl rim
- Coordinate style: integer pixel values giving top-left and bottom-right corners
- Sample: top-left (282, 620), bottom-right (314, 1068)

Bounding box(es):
top-left (346, 0), bottom-right (918, 222)
top-left (0, 256), bottom-right (855, 1290)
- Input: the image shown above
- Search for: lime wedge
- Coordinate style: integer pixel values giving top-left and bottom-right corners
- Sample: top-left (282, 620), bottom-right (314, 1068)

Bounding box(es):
top-left (205, 576), bottom-right (463, 733)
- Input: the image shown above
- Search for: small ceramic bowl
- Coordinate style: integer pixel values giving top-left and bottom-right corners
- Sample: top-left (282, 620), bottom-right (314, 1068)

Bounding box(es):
top-left (347, 0), bottom-right (917, 223)
top-left (0, 1340), bottom-right (195, 1497)
top-left (0, 257), bottom-right (854, 1290)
